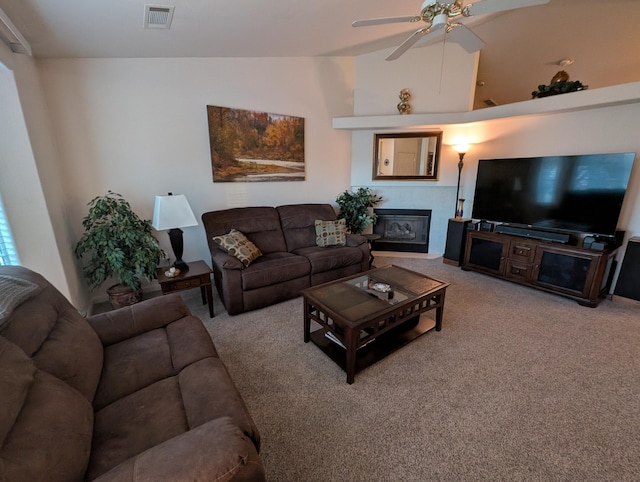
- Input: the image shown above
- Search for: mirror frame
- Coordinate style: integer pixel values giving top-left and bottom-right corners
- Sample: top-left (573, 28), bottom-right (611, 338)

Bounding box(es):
top-left (372, 131), bottom-right (443, 181)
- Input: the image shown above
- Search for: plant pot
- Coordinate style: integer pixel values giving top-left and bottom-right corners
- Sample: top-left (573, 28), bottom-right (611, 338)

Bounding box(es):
top-left (535, 90), bottom-right (561, 98)
top-left (107, 284), bottom-right (143, 309)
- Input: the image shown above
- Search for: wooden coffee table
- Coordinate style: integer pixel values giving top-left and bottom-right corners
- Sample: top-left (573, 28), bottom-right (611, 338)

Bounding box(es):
top-left (302, 264), bottom-right (449, 384)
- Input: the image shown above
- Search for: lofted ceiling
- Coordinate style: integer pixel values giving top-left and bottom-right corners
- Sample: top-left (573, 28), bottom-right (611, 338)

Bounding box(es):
top-left (1, 0), bottom-right (639, 108)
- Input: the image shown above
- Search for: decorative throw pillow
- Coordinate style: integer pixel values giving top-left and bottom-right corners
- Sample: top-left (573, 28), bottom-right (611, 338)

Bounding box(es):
top-left (315, 219), bottom-right (347, 247)
top-left (212, 229), bottom-right (262, 267)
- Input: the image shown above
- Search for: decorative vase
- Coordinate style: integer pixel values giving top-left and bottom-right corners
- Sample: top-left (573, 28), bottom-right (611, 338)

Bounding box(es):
top-left (107, 284), bottom-right (143, 308)
top-left (455, 198), bottom-right (465, 218)
top-left (397, 89), bottom-right (411, 114)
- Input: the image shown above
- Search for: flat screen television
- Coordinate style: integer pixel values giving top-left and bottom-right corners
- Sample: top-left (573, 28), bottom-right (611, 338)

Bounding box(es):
top-left (472, 153), bottom-right (636, 237)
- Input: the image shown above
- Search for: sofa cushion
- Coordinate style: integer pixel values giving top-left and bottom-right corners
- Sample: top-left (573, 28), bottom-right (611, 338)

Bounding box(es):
top-left (278, 203), bottom-right (337, 252)
top-left (89, 358), bottom-right (261, 480)
top-left (89, 377), bottom-right (189, 479)
top-left (315, 218), bottom-right (347, 247)
top-left (93, 315), bottom-right (218, 410)
top-left (202, 207), bottom-right (287, 254)
top-left (293, 245), bottom-right (365, 274)
top-left (93, 417), bottom-right (265, 482)
top-left (0, 337), bottom-right (93, 482)
top-left (212, 229), bottom-right (262, 267)
top-left (0, 266), bottom-right (103, 403)
top-left (241, 252), bottom-right (310, 290)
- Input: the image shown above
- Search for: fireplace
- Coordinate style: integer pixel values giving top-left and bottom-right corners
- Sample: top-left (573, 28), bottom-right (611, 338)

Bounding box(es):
top-left (372, 209), bottom-right (431, 253)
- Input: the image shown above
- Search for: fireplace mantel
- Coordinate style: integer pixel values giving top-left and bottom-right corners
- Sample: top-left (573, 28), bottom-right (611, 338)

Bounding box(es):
top-left (333, 82), bottom-right (640, 131)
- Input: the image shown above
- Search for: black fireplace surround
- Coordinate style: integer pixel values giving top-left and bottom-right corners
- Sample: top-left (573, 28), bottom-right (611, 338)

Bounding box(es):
top-left (372, 209), bottom-right (431, 253)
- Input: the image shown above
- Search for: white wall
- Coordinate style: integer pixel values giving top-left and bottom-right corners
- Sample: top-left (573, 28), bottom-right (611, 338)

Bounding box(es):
top-left (355, 42), bottom-right (479, 115)
top-left (37, 56), bottom-right (356, 309)
top-left (0, 44), bottom-right (71, 298)
top-left (350, 43), bottom-right (479, 254)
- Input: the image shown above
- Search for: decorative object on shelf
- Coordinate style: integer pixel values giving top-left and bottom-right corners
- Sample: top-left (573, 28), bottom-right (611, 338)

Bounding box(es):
top-left (335, 187), bottom-right (383, 234)
top-left (531, 70), bottom-right (588, 98)
top-left (457, 198), bottom-right (466, 218)
top-left (75, 191), bottom-right (165, 308)
top-left (152, 193), bottom-right (198, 272)
top-left (452, 143), bottom-right (470, 218)
top-left (397, 89), bottom-right (411, 114)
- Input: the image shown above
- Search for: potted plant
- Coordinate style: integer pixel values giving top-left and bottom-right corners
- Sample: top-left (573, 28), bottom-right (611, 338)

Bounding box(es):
top-left (75, 191), bottom-right (165, 308)
top-left (335, 187), bottom-right (383, 234)
top-left (531, 70), bottom-right (588, 98)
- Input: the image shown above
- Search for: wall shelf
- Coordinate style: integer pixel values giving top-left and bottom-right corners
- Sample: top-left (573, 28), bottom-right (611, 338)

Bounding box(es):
top-left (333, 82), bottom-right (640, 130)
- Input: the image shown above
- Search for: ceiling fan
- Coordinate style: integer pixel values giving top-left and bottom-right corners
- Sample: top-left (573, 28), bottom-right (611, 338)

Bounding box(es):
top-left (353, 0), bottom-right (550, 61)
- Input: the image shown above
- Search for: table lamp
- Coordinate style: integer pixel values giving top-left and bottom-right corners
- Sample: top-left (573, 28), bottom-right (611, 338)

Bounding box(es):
top-left (152, 193), bottom-right (198, 271)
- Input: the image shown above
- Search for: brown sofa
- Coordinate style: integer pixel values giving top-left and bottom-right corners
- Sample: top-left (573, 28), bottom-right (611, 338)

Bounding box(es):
top-left (0, 265), bottom-right (265, 481)
top-left (202, 203), bottom-right (370, 315)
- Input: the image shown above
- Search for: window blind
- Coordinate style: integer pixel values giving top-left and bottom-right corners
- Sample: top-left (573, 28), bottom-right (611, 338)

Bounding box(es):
top-left (0, 194), bottom-right (19, 265)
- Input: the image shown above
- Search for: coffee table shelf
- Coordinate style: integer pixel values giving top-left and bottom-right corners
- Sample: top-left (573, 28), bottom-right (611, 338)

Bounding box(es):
top-left (309, 314), bottom-right (436, 379)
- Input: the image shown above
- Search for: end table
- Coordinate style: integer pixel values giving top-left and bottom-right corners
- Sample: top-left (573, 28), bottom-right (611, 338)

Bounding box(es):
top-left (156, 260), bottom-right (214, 318)
top-left (363, 233), bottom-right (381, 268)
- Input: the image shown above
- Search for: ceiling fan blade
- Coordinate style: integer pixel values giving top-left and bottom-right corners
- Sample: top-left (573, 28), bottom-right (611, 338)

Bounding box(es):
top-left (385, 28), bottom-right (434, 61)
top-left (466, 0), bottom-right (549, 16)
top-left (447, 24), bottom-right (486, 53)
top-left (352, 15), bottom-right (421, 27)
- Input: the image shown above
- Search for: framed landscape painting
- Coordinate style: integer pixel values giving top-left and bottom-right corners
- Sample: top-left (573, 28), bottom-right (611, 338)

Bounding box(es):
top-left (207, 105), bottom-right (305, 182)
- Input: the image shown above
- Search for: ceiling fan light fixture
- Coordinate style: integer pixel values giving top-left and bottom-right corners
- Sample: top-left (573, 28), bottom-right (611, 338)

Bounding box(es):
top-left (354, 0), bottom-right (550, 61)
top-left (432, 13), bottom-right (449, 29)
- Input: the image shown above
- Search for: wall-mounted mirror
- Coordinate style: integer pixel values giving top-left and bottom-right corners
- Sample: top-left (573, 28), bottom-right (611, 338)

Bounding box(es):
top-left (373, 131), bottom-right (442, 180)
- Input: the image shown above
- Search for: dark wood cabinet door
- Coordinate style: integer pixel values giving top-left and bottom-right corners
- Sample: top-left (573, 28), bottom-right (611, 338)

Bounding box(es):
top-left (532, 246), bottom-right (599, 298)
top-left (463, 231), bottom-right (508, 275)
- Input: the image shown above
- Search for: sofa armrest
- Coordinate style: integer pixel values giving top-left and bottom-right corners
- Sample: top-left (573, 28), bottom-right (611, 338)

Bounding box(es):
top-left (92, 417), bottom-right (265, 482)
top-left (346, 233), bottom-right (367, 247)
top-left (213, 249), bottom-right (245, 270)
top-left (87, 293), bottom-right (191, 346)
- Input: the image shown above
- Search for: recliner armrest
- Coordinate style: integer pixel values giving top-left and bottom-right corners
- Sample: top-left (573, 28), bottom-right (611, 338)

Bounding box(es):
top-left (87, 293), bottom-right (191, 346)
top-left (212, 249), bottom-right (244, 270)
top-left (91, 417), bottom-right (265, 482)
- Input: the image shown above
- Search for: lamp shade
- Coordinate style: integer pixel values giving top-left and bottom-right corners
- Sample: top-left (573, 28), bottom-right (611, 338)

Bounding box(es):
top-left (452, 143), bottom-right (470, 154)
top-left (152, 194), bottom-right (198, 230)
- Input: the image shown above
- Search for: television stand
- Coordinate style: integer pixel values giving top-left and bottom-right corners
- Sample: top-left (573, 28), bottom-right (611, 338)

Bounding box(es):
top-left (462, 230), bottom-right (617, 307)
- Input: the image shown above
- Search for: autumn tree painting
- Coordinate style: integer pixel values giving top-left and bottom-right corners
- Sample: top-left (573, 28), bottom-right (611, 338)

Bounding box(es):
top-left (207, 105), bottom-right (305, 182)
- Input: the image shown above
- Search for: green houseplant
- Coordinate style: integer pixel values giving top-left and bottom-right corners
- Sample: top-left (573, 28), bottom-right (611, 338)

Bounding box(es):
top-left (75, 191), bottom-right (165, 308)
top-left (335, 187), bottom-right (383, 234)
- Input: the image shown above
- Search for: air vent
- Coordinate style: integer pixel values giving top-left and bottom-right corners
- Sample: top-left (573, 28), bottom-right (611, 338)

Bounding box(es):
top-left (483, 99), bottom-right (498, 107)
top-left (144, 5), bottom-right (175, 29)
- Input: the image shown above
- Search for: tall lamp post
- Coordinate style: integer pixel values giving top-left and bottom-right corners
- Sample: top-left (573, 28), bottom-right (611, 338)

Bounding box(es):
top-left (452, 143), bottom-right (470, 218)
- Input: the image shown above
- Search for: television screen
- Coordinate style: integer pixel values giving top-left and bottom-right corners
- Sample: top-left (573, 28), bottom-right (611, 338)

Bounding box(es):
top-left (472, 153), bottom-right (635, 236)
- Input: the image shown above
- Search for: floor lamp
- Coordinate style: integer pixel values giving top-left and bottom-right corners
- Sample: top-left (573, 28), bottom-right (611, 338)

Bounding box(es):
top-left (452, 144), bottom-right (470, 218)
top-left (152, 193), bottom-right (198, 271)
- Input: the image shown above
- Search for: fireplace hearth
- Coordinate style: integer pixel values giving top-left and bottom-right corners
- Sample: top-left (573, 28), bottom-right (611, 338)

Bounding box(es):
top-left (372, 209), bottom-right (431, 253)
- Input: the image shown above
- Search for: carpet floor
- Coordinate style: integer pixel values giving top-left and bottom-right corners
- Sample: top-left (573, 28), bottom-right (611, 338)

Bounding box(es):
top-left (181, 256), bottom-right (640, 481)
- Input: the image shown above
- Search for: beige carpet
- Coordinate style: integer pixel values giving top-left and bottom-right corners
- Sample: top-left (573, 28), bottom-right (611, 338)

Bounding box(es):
top-left (181, 256), bottom-right (640, 481)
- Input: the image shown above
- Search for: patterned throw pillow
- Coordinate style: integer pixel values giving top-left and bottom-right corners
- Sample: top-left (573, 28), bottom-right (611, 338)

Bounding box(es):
top-left (212, 229), bottom-right (262, 267)
top-left (315, 219), bottom-right (347, 247)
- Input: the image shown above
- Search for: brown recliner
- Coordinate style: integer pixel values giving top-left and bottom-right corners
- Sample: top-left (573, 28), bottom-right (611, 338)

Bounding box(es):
top-left (0, 265), bottom-right (265, 481)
